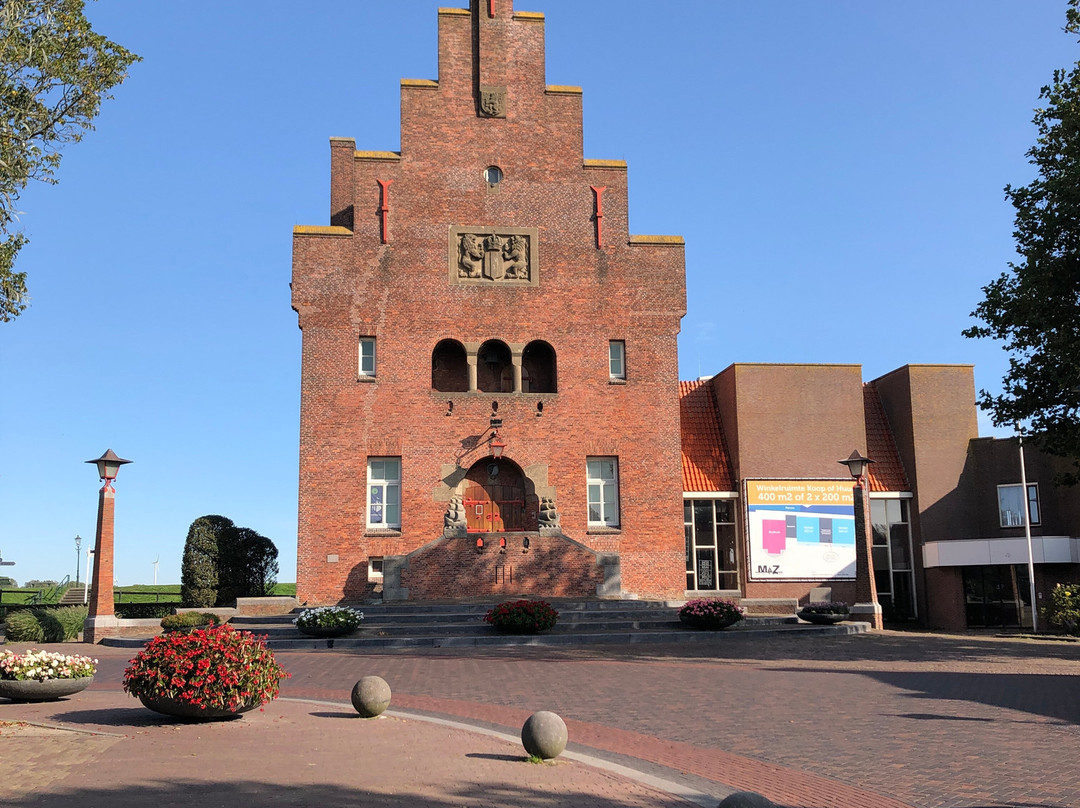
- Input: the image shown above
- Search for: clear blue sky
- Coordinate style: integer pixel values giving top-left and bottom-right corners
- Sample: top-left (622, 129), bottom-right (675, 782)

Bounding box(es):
top-left (2, 1), bottom-right (1076, 588)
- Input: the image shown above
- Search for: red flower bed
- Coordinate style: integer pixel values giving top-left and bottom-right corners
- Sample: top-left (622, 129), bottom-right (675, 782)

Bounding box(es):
top-left (484, 599), bottom-right (559, 634)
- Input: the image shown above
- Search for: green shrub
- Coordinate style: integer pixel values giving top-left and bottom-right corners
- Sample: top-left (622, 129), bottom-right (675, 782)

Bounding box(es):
top-left (4, 607), bottom-right (86, 642)
top-left (53, 606), bottom-right (88, 640)
top-left (1045, 583), bottom-right (1080, 635)
top-left (115, 602), bottom-right (176, 620)
top-left (4, 610), bottom-right (45, 643)
top-left (160, 612), bottom-right (220, 631)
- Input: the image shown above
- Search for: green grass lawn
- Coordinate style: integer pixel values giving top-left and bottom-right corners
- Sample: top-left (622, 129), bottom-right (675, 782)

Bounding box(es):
top-left (0, 588), bottom-right (44, 605)
top-left (1, 583), bottom-right (296, 605)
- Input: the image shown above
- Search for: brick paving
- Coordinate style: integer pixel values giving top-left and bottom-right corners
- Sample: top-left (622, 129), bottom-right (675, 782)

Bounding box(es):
top-left (4, 630), bottom-right (1079, 808)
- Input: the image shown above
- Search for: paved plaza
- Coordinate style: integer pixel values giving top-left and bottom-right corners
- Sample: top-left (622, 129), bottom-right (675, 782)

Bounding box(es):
top-left (2, 630), bottom-right (1078, 808)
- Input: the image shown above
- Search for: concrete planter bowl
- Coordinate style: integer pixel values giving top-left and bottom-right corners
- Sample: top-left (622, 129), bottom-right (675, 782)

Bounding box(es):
top-left (0, 676), bottom-right (94, 702)
top-left (138, 694), bottom-right (257, 721)
top-left (797, 610), bottom-right (848, 625)
top-left (297, 624), bottom-right (358, 638)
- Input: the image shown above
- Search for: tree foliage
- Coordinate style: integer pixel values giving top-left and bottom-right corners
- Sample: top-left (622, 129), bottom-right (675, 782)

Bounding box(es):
top-left (0, 0), bottom-right (139, 321)
top-left (181, 515), bottom-right (279, 608)
top-left (180, 515), bottom-right (231, 608)
top-left (964, 1), bottom-right (1080, 484)
top-left (217, 526), bottom-right (279, 604)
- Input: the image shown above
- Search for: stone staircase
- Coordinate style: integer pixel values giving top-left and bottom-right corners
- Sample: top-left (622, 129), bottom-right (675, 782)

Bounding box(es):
top-left (215, 600), bottom-right (866, 650)
top-left (58, 585), bottom-right (87, 605)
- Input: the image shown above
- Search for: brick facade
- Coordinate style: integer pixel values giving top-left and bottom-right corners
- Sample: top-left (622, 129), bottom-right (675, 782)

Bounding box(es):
top-left (292, 1), bottom-right (685, 605)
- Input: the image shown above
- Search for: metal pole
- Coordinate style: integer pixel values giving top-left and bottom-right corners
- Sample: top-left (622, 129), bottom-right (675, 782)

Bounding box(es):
top-left (74, 535), bottom-right (81, 586)
top-left (84, 547), bottom-right (93, 606)
top-left (1018, 434), bottom-right (1039, 633)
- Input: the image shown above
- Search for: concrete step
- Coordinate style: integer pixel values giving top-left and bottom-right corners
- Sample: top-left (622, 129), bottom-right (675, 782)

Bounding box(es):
top-left (58, 586), bottom-right (87, 605)
top-left (100, 618), bottom-right (867, 649)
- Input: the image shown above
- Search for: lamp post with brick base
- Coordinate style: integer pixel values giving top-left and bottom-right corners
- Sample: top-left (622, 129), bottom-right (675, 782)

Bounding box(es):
top-left (839, 450), bottom-right (883, 630)
top-left (83, 449), bottom-right (131, 643)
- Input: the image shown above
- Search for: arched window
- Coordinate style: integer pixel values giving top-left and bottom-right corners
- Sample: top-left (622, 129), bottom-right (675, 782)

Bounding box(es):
top-left (431, 339), bottom-right (469, 392)
top-left (522, 340), bottom-right (557, 393)
top-left (477, 340), bottom-right (513, 393)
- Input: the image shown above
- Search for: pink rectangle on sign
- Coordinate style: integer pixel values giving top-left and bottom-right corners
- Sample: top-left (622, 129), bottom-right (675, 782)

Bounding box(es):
top-left (762, 519), bottom-right (786, 555)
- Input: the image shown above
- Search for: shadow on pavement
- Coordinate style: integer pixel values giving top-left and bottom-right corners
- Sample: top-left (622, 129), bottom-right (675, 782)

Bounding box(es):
top-left (10, 780), bottom-right (692, 808)
top-left (772, 668), bottom-right (1080, 725)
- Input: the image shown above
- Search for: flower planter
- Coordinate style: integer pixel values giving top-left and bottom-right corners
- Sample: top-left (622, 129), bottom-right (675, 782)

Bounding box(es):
top-left (0, 676), bottom-right (94, 702)
top-left (297, 624), bottom-right (357, 638)
top-left (797, 611), bottom-right (848, 625)
top-left (679, 616), bottom-right (741, 631)
top-left (138, 693), bottom-right (256, 721)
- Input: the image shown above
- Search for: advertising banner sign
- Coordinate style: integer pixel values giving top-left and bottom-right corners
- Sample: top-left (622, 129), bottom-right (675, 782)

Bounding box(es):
top-left (746, 479), bottom-right (857, 580)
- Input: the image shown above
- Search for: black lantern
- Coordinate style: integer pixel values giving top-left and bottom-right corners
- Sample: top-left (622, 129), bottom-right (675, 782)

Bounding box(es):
top-left (838, 450), bottom-right (873, 480)
top-left (86, 449), bottom-right (132, 485)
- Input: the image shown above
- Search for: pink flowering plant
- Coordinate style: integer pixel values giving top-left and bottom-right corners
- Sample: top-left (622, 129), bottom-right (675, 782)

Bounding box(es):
top-left (678, 598), bottom-right (745, 630)
top-left (484, 599), bottom-right (559, 633)
top-left (123, 624), bottom-right (289, 712)
top-left (0, 649), bottom-right (97, 681)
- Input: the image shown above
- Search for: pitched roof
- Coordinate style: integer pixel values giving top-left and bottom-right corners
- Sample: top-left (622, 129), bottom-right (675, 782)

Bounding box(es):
top-left (863, 382), bottom-right (910, 492)
top-left (679, 380), bottom-right (735, 492)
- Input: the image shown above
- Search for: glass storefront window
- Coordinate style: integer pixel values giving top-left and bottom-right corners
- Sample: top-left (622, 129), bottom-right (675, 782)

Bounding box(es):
top-left (684, 498), bottom-right (738, 591)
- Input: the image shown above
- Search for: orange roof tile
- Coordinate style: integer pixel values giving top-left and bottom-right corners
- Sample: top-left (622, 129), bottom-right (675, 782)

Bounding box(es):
top-left (863, 383), bottom-right (910, 492)
top-left (680, 380), bottom-right (735, 492)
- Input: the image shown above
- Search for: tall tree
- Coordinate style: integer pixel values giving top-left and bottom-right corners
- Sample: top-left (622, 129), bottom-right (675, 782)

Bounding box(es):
top-left (0, 0), bottom-right (139, 321)
top-left (964, 0), bottom-right (1080, 484)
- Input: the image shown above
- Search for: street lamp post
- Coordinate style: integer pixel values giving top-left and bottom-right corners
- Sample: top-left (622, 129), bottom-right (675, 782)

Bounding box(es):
top-left (1018, 433), bottom-right (1039, 633)
top-left (74, 535), bottom-right (82, 586)
top-left (83, 449), bottom-right (132, 644)
top-left (839, 450), bottom-right (884, 630)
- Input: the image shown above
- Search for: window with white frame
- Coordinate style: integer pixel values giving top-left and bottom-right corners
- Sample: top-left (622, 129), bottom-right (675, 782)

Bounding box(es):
top-left (998, 483), bottom-right (1040, 527)
top-left (359, 337), bottom-right (376, 378)
top-left (608, 340), bottom-right (626, 380)
top-left (368, 556), bottom-right (384, 580)
top-left (367, 458), bottom-right (400, 529)
top-left (586, 457), bottom-right (620, 526)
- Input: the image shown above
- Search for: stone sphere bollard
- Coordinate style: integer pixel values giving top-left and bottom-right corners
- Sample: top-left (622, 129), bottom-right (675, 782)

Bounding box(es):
top-left (521, 710), bottom-right (568, 759)
top-left (717, 792), bottom-right (776, 808)
top-left (351, 676), bottom-right (392, 718)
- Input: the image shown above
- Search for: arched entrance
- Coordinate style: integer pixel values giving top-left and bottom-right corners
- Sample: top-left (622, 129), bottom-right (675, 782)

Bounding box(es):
top-left (462, 458), bottom-right (528, 533)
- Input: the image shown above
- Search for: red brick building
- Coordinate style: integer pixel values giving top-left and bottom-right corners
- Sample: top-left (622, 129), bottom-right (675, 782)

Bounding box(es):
top-left (292, 0), bottom-right (685, 605)
top-left (293, 1), bottom-right (1080, 627)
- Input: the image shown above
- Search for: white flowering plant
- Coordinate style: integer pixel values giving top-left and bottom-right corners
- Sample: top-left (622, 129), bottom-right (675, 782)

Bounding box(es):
top-left (294, 606), bottom-right (364, 632)
top-left (0, 649), bottom-right (97, 681)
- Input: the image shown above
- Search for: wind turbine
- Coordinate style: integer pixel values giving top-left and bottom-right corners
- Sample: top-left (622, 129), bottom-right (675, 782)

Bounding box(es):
top-left (152, 555), bottom-right (159, 587)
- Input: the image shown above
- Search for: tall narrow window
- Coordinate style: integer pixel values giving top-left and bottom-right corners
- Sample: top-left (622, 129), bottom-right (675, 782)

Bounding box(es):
top-left (586, 457), bottom-right (620, 527)
top-left (367, 457), bottom-right (400, 529)
top-left (359, 337), bottom-right (376, 378)
top-left (609, 341), bottom-right (626, 380)
top-left (998, 484), bottom-right (1040, 527)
